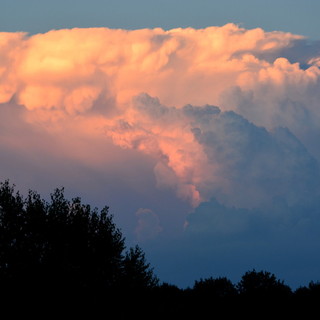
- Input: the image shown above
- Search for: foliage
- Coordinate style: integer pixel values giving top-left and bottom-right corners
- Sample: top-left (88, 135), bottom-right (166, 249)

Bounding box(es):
top-left (193, 276), bottom-right (237, 298)
top-left (0, 180), bottom-right (319, 317)
top-left (237, 269), bottom-right (292, 298)
top-left (0, 180), bottom-right (157, 304)
top-left (122, 245), bottom-right (159, 289)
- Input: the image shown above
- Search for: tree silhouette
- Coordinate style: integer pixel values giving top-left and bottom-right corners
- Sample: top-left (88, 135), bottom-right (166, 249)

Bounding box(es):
top-left (2, 179), bottom-right (320, 317)
top-left (193, 276), bottom-right (237, 299)
top-left (122, 245), bottom-right (159, 290)
top-left (187, 276), bottom-right (238, 317)
top-left (0, 180), bottom-right (158, 312)
top-left (294, 280), bottom-right (320, 310)
top-left (236, 268), bottom-right (292, 317)
top-left (237, 269), bottom-right (292, 299)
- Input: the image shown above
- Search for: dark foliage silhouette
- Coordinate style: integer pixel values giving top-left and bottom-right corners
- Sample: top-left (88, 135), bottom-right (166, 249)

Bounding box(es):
top-left (122, 245), bottom-right (159, 289)
top-left (1, 180), bottom-right (320, 317)
top-left (237, 269), bottom-right (292, 298)
top-left (0, 180), bottom-right (157, 314)
top-left (193, 276), bottom-right (238, 299)
top-left (294, 280), bottom-right (320, 311)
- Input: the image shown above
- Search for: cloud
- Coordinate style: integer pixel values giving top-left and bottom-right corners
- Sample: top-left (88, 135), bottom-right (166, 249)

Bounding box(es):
top-left (154, 195), bottom-right (320, 288)
top-left (193, 110), bottom-right (320, 207)
top-left (186, 195), bottom-right (320, 240)
top-left (0, 24), bottom-right (307, 111)
top-left (2, 24), bottom-right (320, 288)
top-left (1, 24), bottom-right (320, 218)
top-left (106, 93), bottom-right (320, 209)
top-left (219, 56), bottom-right (320, 160)
top-left (135, 208), bottom-right (162, 241)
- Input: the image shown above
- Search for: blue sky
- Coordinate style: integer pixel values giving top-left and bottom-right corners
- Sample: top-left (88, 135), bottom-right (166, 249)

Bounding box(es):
top-left (2, 0), bottom-right (320, 39)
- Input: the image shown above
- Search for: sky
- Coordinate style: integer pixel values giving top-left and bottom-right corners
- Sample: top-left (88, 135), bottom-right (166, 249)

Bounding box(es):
top-left (1, 0), bottom-right (320, 289)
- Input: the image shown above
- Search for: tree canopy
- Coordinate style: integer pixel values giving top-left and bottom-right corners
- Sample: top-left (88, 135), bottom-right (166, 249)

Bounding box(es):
top-left (0, 180), bottom-right (158, 309)
top-left (0, 180), bottom-right (319, 317)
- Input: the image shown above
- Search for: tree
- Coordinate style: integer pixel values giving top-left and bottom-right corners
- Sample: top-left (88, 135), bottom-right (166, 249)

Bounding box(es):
top-left (122, 245), bottom-right (159, 290)
top-left (295, 281), bottom-right (320, 299)
top-left (0, 181), bottom-right (27, 287)
top-left (237, 269), bottom-right (292, 299)
top-left (0, 180), bottom-right (157, 308)
top-left (193, 276), bottom-right (237, 299)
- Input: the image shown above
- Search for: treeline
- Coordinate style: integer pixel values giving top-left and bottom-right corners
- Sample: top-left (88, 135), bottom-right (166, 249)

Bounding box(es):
top-left (154, 271), bottom-right (320, 318)
top-left (0, 180), bottom-right (318, 317)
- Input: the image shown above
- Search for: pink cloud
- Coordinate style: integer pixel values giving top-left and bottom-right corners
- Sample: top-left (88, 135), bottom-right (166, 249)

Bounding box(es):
top-left (1, 24), bottom-right (320, 210)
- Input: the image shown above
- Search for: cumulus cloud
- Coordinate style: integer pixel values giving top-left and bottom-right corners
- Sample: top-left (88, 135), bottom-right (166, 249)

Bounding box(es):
top-left (185, 189), bottom-right (320, 248)
top-left (2, 24), bottom-right (320, 288)
top-left (0, 24), bottom-right (308, 111)
top-left (1, 23), bottom-right (320, 218)
top-left (107, 94), bottom-right (320, 208)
